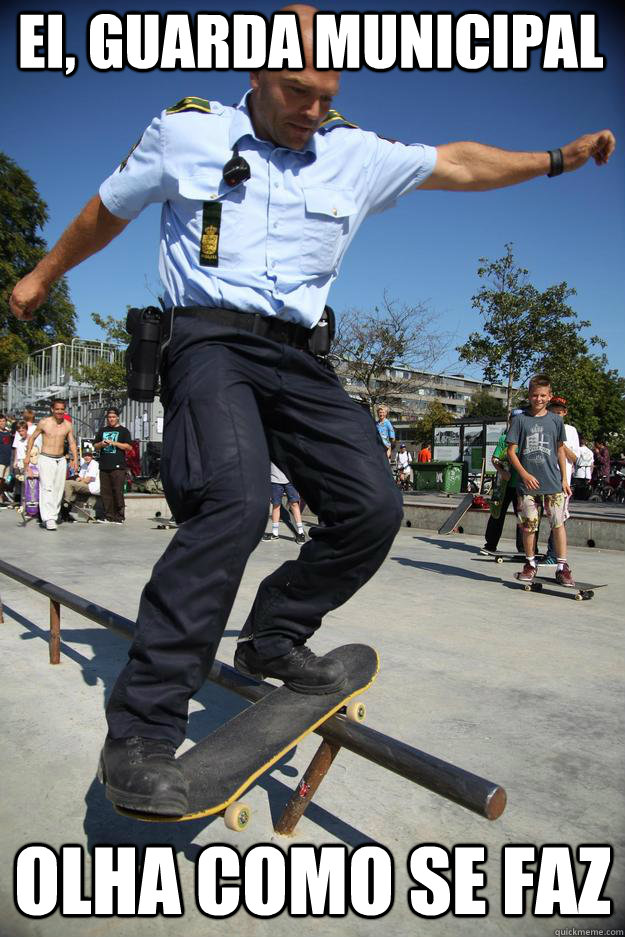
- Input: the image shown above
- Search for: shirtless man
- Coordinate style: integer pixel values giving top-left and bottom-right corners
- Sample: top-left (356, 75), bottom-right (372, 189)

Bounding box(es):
top-left (24, 399), bottom-right (78, 531)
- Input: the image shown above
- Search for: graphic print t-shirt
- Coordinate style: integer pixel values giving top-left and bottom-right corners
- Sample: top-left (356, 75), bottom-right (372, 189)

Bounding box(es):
top-left (94, 426), bottom-right (132, 471)
top-left (506, 412), bottom-right (565, 495)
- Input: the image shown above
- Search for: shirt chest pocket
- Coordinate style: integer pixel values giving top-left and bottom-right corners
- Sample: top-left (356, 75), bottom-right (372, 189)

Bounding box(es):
top-left (178, 173), bottom-right (244, 268)
top-left (300, 187), bottom-right (357, 276)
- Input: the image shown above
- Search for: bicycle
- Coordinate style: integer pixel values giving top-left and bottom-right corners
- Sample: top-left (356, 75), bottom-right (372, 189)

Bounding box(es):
top-left (588, 476), bottom-right (615, 503)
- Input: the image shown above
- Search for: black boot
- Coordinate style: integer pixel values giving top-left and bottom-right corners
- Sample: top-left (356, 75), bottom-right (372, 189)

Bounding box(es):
top-left (98, 736), bottom-right (188, 815)
top-left (234, 642), bottom-right (346, 694)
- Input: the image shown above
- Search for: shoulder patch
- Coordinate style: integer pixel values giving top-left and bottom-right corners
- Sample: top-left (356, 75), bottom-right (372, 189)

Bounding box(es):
top-left (166, 96), bottom-right (212, 115)
top-left (119, 137), bottom-right (141, 172)
top-left (319, 109), bottom-right (359, 132)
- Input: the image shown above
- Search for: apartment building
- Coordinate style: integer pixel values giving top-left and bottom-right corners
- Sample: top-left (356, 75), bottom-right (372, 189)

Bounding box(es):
top-left (337, 362), bottom-right (510, 422)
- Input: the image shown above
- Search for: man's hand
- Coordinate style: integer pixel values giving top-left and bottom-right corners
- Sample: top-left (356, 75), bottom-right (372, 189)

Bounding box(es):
top-left (523, 472), bottom-right (540, 491)
top-left (563, 482), bottom-right (572, 497)
top-left (562, 130), bottom-right (615, 172)
top-left (10, 271), bottom-right (52, 322)
top-left (70, 460), bottom-right (78, 473)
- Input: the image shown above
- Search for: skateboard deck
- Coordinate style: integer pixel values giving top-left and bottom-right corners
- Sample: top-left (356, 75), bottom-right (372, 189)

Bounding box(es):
top-left (438, 493), bottom-right (474, 534)
top-left (70, 502), bottom-right (96, 522)
top-left (150, 513), bottom-right (178, 529)
top-left (114, 644), bottom-right (378, 825)
top-left (480, 550), bottom-right (546, 564)
top-left (513, 573), bottom-right (607, 601)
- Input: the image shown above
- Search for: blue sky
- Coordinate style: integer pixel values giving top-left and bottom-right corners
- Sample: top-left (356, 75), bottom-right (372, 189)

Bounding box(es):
top-left (2, 0), bottom-right (624, 380)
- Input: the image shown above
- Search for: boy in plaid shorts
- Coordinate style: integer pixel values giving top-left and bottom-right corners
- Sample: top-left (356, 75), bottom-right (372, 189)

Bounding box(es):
top-left (506, 374), bottom-right (575, 587)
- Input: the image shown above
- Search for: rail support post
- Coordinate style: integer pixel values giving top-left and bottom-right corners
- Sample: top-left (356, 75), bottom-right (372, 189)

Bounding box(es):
top-left (275, 739), bottom-right (341, 835)
top-left (49, 599), bottom-right (61, 665)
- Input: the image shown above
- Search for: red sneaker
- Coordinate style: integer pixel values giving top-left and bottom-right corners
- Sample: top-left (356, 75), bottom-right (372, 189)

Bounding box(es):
top-left (517, 562), bottom-right (537, 582)
top-left (555, 563), bottom-right (576, 587)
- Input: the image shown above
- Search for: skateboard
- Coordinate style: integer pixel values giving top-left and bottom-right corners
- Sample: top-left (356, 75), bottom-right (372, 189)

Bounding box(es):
top-left (438, 493), bottom-right (474, 534)
top-left (513, 573), bottom-right (607, 601)
top-left (480, 549), bottom-right (546, 564)
top-left (69, 502), bottom-right (96, 523)
top-left (150, 512), bottom-right (178, 529)
top-left (112, 643), bottom-right (378, 827)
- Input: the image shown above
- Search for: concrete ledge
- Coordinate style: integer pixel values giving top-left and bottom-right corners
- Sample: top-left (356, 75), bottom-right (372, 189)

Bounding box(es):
top-left (399, 500), bottom-right (625, 551)
top-left (124, 493), bottom-right (169, 518)
top-left (126, 493), bottom-right (625, 550)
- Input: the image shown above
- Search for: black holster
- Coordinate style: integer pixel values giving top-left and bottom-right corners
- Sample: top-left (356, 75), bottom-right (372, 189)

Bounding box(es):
top-left (125, 306), bottom-right (163, 402)
top-left (308, 305), bottom-right (335, 357)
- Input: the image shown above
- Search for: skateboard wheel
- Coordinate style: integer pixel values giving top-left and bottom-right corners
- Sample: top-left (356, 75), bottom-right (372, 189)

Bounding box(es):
top-left (345, 700), bottom-right (366, 723)
top-left (496, 557), bottom-right (503, 564)
top-left (224, 802), bottom-right (251, 832)
top-left (575, 593), bottom-right (583, 601)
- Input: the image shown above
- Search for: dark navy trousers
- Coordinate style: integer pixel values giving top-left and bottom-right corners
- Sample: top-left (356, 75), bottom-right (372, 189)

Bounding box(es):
top-left (106, 316), bottom-right (403, 746)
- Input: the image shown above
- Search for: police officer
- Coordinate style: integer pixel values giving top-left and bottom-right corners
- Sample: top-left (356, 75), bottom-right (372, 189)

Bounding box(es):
top-left (10, 5), bottom-right (615, 816)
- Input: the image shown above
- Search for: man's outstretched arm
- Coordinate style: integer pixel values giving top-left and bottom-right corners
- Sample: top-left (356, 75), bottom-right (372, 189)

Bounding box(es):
top-left (420, 129), bottom-right (615, 191)
top-left (10, 195), bottom-right (130, 321)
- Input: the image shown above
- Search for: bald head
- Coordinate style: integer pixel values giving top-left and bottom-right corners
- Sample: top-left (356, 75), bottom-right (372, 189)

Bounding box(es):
top-left (280, 3), bottom-right (317, 59)
top-left (248, 4), bottom-right (340, 150)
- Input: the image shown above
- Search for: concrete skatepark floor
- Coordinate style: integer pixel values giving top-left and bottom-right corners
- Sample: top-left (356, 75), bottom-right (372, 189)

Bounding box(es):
top-left (1, 509), bottom-right (623, 936)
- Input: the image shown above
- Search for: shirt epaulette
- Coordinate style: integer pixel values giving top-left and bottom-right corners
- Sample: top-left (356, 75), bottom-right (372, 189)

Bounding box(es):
top-left (318, 109), bottom-right (359, 132)
top-left (166, 97), bottom-right (213, 115)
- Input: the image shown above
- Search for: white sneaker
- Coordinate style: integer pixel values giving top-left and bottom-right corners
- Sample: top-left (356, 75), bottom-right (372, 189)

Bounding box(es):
top-left (45, 519), bottom-right (57, 530)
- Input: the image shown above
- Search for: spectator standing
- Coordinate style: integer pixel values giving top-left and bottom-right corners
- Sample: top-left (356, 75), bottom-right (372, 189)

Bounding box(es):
top-left (396, 443), bottom-right (413, 487)
top-left (573, 438), bottom-right (594, 499)
top-left (264, 462), bottom-right (306, 544)
top-left (24, 399), bottom-right (78, 531)
top-left (375, 405), bottom-right (395, 460)
top-left (93, 408), bottom-right (132, 524)
top-left (482, 409), bottom-right (525, 554)
top-left (593, 441), bottom-right (611, 481)
top-left (418, 444), bottom-right (432, 463)
top-left (0, 414), bottom-right (13, 507)
top-left (12, 407), bottom-right (35, 444)
top-left (543, 396), bottom-right (580, 564)
top-left (507, 374), bottom-right (574, 586)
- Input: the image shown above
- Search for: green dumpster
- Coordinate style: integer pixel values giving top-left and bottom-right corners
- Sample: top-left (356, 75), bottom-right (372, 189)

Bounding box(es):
top-left (412, 461), bottom-right (465, 493)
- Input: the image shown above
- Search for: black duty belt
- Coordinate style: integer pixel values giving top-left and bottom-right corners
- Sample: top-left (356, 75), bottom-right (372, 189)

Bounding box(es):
top-left (173, 305), bottom-right (312, 350)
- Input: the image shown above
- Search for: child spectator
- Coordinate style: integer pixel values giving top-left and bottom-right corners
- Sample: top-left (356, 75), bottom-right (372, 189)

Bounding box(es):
top-left (507, 374), bottom-right (574, 587)
top-left (263, 462), bottom-right (306, 544)
top-left (543, 396), bottom-right (579, 564)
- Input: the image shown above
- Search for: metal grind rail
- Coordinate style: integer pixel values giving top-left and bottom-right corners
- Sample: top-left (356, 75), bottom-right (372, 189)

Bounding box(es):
top-left (0, 558), bottom-right (507, 828)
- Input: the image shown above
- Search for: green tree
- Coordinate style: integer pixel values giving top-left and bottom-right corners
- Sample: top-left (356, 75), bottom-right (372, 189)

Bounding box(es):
top-left (333, 292), bottom-right (448, 416)
top-left (0, 151), bottom-right (76, 380)
top-left (72, 313), bottom-right (128, 399)
top-left (411, 401), bottom-right (455, 446)
top-left (457, 244), bottom-right (589, 414)
top-left (538, 345), bottom-right (625, 445)
top-left (463, 389), bottom-right (507, 421)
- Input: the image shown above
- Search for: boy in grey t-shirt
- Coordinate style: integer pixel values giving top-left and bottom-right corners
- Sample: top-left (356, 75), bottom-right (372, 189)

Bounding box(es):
top-left (507, 374), bottom-right (574, 586)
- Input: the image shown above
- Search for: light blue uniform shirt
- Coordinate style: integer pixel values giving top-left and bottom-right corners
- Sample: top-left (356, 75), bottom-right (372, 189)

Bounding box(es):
top-left (100, 92), bottom-right (437, 328)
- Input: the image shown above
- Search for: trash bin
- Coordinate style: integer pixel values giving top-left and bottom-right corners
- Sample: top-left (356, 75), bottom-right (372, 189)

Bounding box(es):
top-left (412, 461), bottom-right (466, 493)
